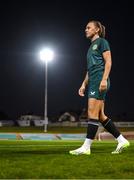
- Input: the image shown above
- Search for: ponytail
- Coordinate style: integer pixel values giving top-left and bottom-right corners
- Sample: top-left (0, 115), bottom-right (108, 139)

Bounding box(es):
top-left (99, 24), bottom-right (105, 38)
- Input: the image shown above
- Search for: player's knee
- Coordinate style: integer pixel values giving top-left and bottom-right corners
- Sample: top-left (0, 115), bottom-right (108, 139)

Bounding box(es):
top-left (99, 113), bottom-right (108, 122)
top-left (88, 108), bottom-right (99, 119)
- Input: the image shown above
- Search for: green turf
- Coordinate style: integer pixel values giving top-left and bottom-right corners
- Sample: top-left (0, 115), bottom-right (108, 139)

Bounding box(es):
top-left (0, 140), bottom-right (134, 179)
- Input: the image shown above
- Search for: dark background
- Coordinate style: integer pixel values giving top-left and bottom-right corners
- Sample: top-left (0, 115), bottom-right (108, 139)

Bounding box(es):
top-left (0, 0), bottom-right (133, 120)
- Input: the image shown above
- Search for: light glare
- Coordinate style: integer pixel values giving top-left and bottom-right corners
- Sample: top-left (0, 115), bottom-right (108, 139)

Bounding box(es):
top-left (40, 48), bottom-right (54, 62)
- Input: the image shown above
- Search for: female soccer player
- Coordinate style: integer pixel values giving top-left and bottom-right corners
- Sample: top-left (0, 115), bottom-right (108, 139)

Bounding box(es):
top-left (69, 20), bottom-right (130, 155)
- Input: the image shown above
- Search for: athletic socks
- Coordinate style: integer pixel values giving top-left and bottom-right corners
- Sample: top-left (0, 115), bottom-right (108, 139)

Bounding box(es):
top-left (101, 118), bottom-right (120, 138)
top-left (116, 134), bottom-right (128, 144)
top-left (81, 119), bottom-right (99, 150)
top-left (86, 119), bottom-right (99, 139)
top-left (82, 138), bottom-right (93, 150)
top-left (101, 118), bottom-right (128, 143)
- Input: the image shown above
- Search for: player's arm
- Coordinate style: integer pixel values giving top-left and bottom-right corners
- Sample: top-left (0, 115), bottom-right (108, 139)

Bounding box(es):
top-left (82, 71), bottom-right (89, 87)
top-left (102, 50), bottom-right (112, 80)
top-left (78, 72), bottom-right (89, 97)
top-left (99, 50), bottom-right (112, 92)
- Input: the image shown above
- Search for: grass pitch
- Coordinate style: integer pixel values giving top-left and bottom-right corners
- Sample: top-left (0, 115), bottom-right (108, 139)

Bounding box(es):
top-left (0, 140), bottom-right (134, 179)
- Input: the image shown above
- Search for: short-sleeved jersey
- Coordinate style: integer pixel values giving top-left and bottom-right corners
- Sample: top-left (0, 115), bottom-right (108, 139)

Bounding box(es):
top-left (87, 37), bottom-right (110, 81)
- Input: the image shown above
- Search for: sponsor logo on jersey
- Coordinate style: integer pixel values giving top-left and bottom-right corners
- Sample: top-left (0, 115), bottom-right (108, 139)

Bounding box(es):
top-left (90, 91), bottom-right (95, 95)
top-left (92, 44), bottom-right (98, 50)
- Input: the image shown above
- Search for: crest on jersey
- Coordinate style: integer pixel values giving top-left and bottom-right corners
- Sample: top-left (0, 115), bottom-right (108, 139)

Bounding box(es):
top-left (92, 44), bottom-right (98, 50)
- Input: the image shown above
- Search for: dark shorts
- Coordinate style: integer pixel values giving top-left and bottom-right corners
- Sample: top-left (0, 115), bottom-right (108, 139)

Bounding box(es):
top-left (88, 78), bottom-right (110, 100)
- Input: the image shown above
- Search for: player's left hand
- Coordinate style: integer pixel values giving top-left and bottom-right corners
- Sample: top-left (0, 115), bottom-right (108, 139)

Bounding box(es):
top-left (99, 80), bottom-right (107, 92)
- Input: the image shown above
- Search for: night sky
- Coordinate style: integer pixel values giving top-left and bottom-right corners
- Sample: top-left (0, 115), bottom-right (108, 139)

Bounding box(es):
top-left (0, 0), bottom-right (134, 119)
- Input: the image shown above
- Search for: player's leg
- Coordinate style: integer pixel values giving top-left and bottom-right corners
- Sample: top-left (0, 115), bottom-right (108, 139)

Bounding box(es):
top-left (99, 101), bottom-right (130, 154)
top-left (69, 98), bottom-right (101, 155)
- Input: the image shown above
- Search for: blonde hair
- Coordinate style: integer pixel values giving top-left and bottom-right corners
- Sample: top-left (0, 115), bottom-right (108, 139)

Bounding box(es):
top-left (89, 20), bottom-right (106, 38)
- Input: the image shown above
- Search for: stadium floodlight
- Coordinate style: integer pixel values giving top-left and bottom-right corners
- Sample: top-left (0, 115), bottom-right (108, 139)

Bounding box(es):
top-left (39, 48), bottom-right (54, 132)
top-left (40, 48), bottom-right (54, 62)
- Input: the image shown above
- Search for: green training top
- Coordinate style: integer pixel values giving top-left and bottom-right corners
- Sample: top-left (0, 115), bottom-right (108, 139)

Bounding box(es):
top-left (87, 37), bottom-right (110, 81)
